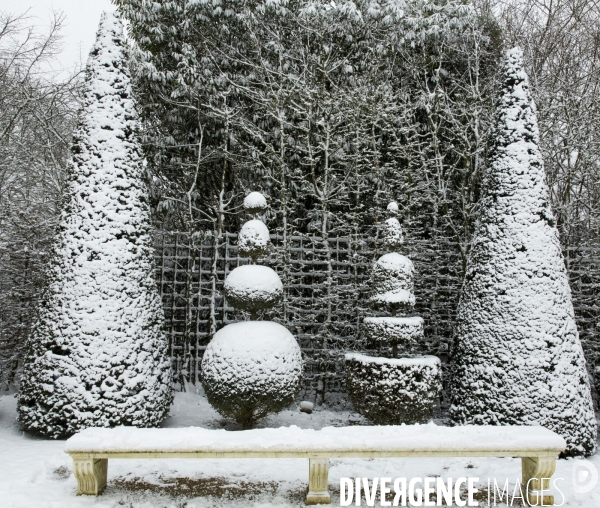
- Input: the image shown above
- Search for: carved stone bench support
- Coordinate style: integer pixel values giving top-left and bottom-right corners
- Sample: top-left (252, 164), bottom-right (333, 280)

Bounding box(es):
top-left (73, 458), bottom-right (108, 495)
top-left (522, 456), bottom-right (557, 506)
top-left (306, 458), bottom-right (330, 505)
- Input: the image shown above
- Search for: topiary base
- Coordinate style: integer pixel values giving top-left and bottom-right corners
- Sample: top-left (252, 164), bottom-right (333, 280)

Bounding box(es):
top-left (344, 353), bottom-right (441, 425)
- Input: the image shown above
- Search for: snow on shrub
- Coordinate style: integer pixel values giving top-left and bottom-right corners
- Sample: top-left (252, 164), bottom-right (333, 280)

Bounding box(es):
top-left (449, 48), bottom-right (596, 457)
top-left (202, 192), bottom-right (302, 428)
top-left (363, 316), bottom-right (424, 345)
top-left (17, 13), bottom-right (172, 439)
top-left (382, 218), bottom-right (404, 250)
top-left (202, 321), bottom-right (302, 427)
top-left (237, 219), bottom-right (271, 262)
top-left (223, 265), bottom-right (283, 313)
top-left (345, 203), bottom-right (441, 424)
top-left (370, 253), bottom-right (415, 313)
top-left (243, 191), bottom-right (268, 216)
top-left (345, 353), bottom-right (441, 425)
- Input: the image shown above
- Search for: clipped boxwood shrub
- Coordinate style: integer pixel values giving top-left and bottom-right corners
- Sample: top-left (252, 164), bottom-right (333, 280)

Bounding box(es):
top-left (345, 353), bottom-right (441, 425)
top-left (202, 321), bottom-right (302, 429)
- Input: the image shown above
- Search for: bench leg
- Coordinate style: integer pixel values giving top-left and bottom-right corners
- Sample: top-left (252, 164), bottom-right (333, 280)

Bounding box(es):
top-left (522, 457), bottom-right (556, 506)
top-left (73, 458), bottom-right (108, 495)
top-left (306, 458), bottom-right (330, 505)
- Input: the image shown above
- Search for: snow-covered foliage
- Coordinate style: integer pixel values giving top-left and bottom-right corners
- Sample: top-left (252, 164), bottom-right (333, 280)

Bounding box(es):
top-left (370, 253), bottom-right (415, 311)
top-left (224, 265), bottom-right (283, 312)
top-left (202, 193), bottom-right (302, 427)
top-left (0, 14), bottom-right (80, 389)
top-left (202, 321), bottom-right (302, 429)
top-left (17, 13), bottom-right (172, 438)
top-left (345, 353), bottom-right (441, 425)
top-left (363, 316), bottom-right (423, 345)
top-left (243, 191), bottom-right (268, 216)
top-left (382, 218), bottom-right (404, 251)
top-left (113, 0), bottom-right (505, 402)
top-left (386, 201), bottom-right (399, 214)
top-left (449, 48), bottom-right (596, 457)
top-left (346, 207), bottom-right (441, 425)
top-left (238, 219), bottom-right (271, 261)
top-left (499, 2), bottom-right (600, 391)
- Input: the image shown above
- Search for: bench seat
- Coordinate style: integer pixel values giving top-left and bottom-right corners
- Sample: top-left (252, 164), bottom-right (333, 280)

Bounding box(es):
top-left (65, 423), bottom-right (566, 505)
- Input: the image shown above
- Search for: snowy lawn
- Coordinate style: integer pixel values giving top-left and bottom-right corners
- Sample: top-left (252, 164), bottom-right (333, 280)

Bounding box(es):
top-left (1, 392), bottom-right (598, 507)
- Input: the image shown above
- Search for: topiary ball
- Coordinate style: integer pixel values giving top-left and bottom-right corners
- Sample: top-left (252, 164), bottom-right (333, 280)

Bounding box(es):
top-left (238, 219), bottom-right (270, 260)
top-left (386, 201), bottom-right (399, 215)
top-left (201, 321), bottom-right (303, 428)
top-left (244, 191), bottom-right (268, 216)
top-left (345, 353), bottom-right (441, 425)
top-left (223, 265), bottom-right (283, 312)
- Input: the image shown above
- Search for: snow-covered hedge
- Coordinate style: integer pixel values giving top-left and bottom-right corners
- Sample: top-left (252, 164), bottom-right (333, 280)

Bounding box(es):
top-left (202, 321), bottom-right (302, 428)
top-left (17, 13), bottom-right (172, 438)
top-left (345, 353), bottom-right (441, 425)
top-left (449, 48), bottom-right (596, 457)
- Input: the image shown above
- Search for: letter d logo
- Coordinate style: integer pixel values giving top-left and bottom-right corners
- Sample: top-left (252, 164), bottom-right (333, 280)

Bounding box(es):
top-left (572, 459), bottom-right (598, 495)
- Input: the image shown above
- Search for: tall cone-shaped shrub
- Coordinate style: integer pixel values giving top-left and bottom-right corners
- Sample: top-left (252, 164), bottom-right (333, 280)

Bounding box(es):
top-left (450, 48), bottom-right (596, 457)
top-left (17, 13), bottom-right (172, 438)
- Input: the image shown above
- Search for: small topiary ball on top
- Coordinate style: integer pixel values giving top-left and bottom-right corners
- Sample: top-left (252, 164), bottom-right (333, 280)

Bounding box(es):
top-left (238, 219), bottom-right (271, 262)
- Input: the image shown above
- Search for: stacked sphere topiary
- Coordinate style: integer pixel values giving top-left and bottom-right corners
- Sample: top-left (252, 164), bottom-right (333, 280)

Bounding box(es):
top-left (201, 192), bottom-right (303, 428)
top-left (345, 204), bottom-right (441, 425)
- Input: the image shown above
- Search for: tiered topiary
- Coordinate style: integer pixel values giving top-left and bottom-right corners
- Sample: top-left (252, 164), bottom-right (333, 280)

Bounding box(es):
top-left (345, 204), bottom-right (441, 425)
top-left (201, 192), bottom-right (303, 428)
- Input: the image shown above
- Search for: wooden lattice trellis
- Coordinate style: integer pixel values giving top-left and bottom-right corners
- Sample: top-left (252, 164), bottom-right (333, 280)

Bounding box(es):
top-left (155, 231), bottom-right (599, 406)
top-left (154, 230), bottom-right (463, 404)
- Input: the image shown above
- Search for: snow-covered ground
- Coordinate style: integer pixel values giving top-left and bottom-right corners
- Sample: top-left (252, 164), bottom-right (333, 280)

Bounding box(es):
top-left (1, 391), bottom-right (598, 507)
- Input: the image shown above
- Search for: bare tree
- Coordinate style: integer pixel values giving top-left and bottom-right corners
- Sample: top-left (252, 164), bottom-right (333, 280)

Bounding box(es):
top-left (0, 10), bottom-right (81, 389)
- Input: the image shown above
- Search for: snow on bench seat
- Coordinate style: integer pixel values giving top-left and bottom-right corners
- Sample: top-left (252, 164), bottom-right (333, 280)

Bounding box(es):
top-left (65, 423), bottom-right (564, 457)
top-left (65, 423), bottom-right (565, 505)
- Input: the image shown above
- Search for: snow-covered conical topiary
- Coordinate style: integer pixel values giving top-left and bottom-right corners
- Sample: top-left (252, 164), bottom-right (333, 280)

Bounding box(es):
top-left (345, 204), bottom-right (441, 424)
top-left (202, 192), bottom-right (302, 428)
top-left (17, 13), bottom-right (172, 439)
top-left (382, 218), bottom-right (404, 250)
top-left (450, 48), bottom-right (596, 457)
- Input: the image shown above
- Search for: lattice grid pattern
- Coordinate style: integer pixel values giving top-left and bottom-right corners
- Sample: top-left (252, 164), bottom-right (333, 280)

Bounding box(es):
top-left (155, 232), bottom-right (599, 406)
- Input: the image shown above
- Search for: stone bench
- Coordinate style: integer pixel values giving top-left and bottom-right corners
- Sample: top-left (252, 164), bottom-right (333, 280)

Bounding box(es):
top-left (65, 424), bottom-right (565, 506)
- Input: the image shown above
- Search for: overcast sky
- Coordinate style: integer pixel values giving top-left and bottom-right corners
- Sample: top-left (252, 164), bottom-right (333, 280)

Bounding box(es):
top-left (1, 0), bottom-right (116, 72)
